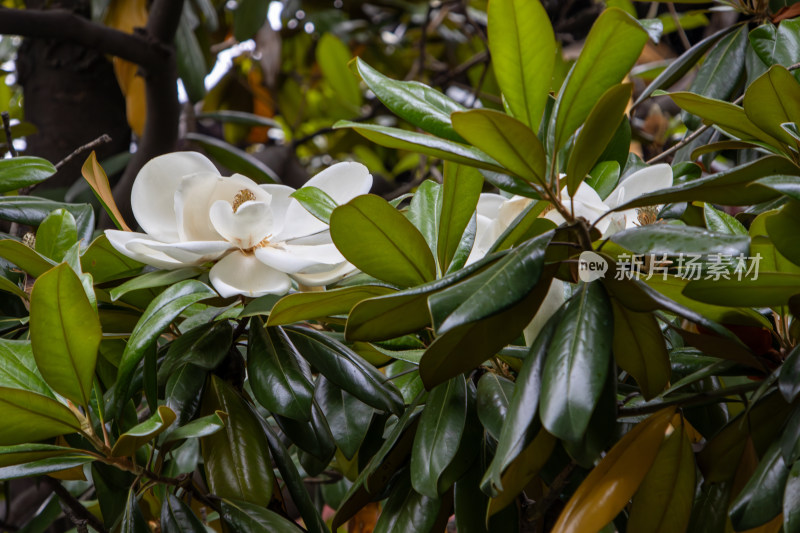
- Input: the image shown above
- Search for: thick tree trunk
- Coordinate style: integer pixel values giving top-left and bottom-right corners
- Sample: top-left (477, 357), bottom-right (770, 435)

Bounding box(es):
top-left (16, 0), bottom-right (131, 191)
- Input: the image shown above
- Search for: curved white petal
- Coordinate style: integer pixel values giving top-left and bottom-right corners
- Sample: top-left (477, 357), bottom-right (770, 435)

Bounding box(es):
top-left (209, 251), bottom-right (292, 298)
top-left (105, 230), bottom-right (189, 269)
top-left (290, 261), bottom-right (356, 287)
top-left (209, 200), bottom-right (273, 250)
top-left (466, 214), bottom-right (497, 266)
top-left (523, 279), bottom-right (567, 346)
top-left (476, 193), bottom-right (506, 219)
top-left (496, 196), bottom-right (532, 229)
top-left (605, 164), bottom-right (673, 209)
top-left (259, 184), bottom-right (296, 238)
top-left (302, 162), bottom-right (373, 203)
top-left (131, 152), bottom-right (217, 242)
top-left (254, 242), bottom-right (345, 274)
top-left (277, 162), bottom-right (372, 241)
top-left (129, 239), bottom-right (233, 265)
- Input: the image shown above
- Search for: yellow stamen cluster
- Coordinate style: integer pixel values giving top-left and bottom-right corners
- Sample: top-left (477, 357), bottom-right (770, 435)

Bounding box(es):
top-left (232, 189), bottom-right (257, 212)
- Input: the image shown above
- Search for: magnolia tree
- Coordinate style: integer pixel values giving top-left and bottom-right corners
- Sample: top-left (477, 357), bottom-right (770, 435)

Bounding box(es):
top-left (2, 0), bottom-right (800, 532)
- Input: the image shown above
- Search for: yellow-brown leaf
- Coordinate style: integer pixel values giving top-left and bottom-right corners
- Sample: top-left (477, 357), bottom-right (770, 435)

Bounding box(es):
top-left (81, 151), bottom-right (132, 231)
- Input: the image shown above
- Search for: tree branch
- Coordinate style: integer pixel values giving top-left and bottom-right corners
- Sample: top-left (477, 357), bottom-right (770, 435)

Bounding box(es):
top-left (0, 7), bottom-right (159, 67)
top-left (43, 477), bottom-right (108, 533)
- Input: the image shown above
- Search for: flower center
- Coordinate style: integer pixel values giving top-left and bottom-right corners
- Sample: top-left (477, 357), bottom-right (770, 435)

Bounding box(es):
top-left (232, 189), bottom-right (257, 212)
top-left (636, 206), bottom-right (660, 226)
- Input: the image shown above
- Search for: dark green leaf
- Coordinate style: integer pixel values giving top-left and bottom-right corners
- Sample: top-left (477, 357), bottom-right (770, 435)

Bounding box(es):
top-left (0, 454), bottom-right (94, 481)
top-left (785, 460), bottom-right (800, 533)
top-left (744, 65), bottom-right (800, 146)
top-left (268, 285), bottom-right (395, 326)
top-left (766, 200), bottom-right (800, 266)
top-left (729, 440), bottom-right (788, 530)
top-left (610, 225), bottom-right (749, 256)
top-left (374, 472), bottom-right (445, 533)
top-left (683, 273), bottom-right (800, 307)
top-left (290, 186), bottom-right (337, 224)
top-left (475, 373), bottom-right (514, 440)
top-left (175, 7), bottom-right (207, 103)
top-left (109, 267), bottom-right (203, 301)
top-left (159, 321), bottom-right (231, 385)
top-left (318, 34), bottom-right (361, 110)
top-left (248, 321), bottom-right (314, 421)
top-left (539, 283), bottom-right (612, 442)
top-left (111, 405), bottom-right (177, 457)
top-left (315, 376), bottom-right (373, 460)
top-left (220, 499), bottom-right (304, 532)
top-left (750, 18), bottom-right (800, 76)
top-left (81, 234), bottom-right (143, 283)
top-left (33, 209), bottom-right (76, 262)
top-left (356, 58), bottom-right (464, 141)
top-left (161, 493), bottom-right (207, 533)
top-left (703, 203), bottom-right (747, 235)
top-left (121, 490), bottom-right (150, 533)
top-left (285, 326), bottom-right (404, 415)
top-left (0, 339), bottom-right (53, 398)
top-left (232, 0), bottom-right (267, 41)
top-left (407, 180), bottom-right (441, 255)
top-left (197, 110), bottom-right (279, 128)
top-left (0, 239), bottom-right (55, 277)
top-left (201, 375), bottom-right (274, 507)
top-left (438, 163), bottom-right (483, 272)
top-left (411, 375), bottom-right (467, 498)
top-left (780, 346), bottom-right (800, 402)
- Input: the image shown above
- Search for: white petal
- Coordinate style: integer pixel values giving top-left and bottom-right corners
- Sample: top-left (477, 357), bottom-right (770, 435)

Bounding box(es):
top-left (131, 152), bottom-right (217, 242)
top-left (523, 279), bottom-right (567, 346)
top-left (476, 193), bottom-right (506, 219)
top-left (290, 262), bottom-right (357, 287)
top-left (254, 243), bottom-right (345, 274)
top-left (496, 196), bottom-right (532, 229)
top-left (209, 200), bottom-right (273, 250)
top-left (605, 164), bottom-right (673, 209)
top-left (129, 239), bottom-right (233, 265)
top-left (209, 251), bottom-right (291, 297)
top-left (259, 184), bottom-right (296, 238)
top-left (302, 161), bottom-right (373, 203)
top-left (105, 230), bottom-right (189, 269)
top-left (465, 214), bottom-right (497, 266)
top-left (277, 162), bottom-right (372, 241)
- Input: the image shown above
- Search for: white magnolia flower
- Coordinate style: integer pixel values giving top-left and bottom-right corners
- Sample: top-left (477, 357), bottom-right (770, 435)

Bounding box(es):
top-left (467, 163), bottom-right (672, 344)
top-left (545, 164), bottom-right (673, 234)
top-left (106, 152), bottom-right (371, 298)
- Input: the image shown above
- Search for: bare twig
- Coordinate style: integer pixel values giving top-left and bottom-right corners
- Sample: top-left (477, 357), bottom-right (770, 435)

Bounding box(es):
top-left (668, 3), bottom-right (692, 51)
top-left (43, 478), bottom-right (107, 533)
top-left (1, 112), bottom-right (16, 157)
top-left (55, 134), bottom-right (112, 170)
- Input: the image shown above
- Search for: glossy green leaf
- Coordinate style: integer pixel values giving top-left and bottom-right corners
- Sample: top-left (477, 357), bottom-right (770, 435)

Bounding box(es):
top-left (420, 273), bottom-right (557, 389)
top-left (161, 493), bottom-right (207, 533)
top-left (111, 405), bottom-right (177, 457)
top-left (540, 282), bottom-right (613, 443)
top-left (784, 461), bottom-right (800, 533)
top-left (318, 33), bottom-right (361, 110)
top-left (685, 24), bottom-right (747, 120)
top-left (703, 203), bottom-right (747, 235)
top-left (633, 25), bottom-right (738, 107)
top-left (201, 375), bottom-right (274, 507)
top-left (750, 18), bottom-right (800, 75)
top-left (0, 454), bottom-right (94, 481)
top-left (475, 373), bottom-right (514, 440)
top-left (356, 58), bottom-right (464, 141)
top-left (0, 443), bottom-right (77, 468)
top-left (109, 267), bottom-right (203, 301)
top-left (285, 326), bottom-right (404, 415)
top-left (175, 10), bottom-right (206, 103)
top-left (345, 253), bottom-right (501, 341)
top-left (268, 285), bottom-right (394, 326)
top-left (730, 440), bottom-right (788, 530)
top-left (196, 110), bottom-right (279, 128)
top-left (429, 232), bottom-right (552, 334)
top-left (487, 0), bottom-right (554, 131)
top-left (754, 175), bottom-right (800, 202)
top-left (0, 197), bottom-right (94, 243)
top-left (121, 489), bottom-right (149, 533)
top-left (331, 194), bottom-right (436, 287)
top-left (407, 180), bottom-right (441, 254)
top-left (610, 224), bottom-right (750, 256)
top-left (248, 321), bottom-right (314, 421)
top-left (627, 419), bottom-right (695, 533)
top-left (186, 132), bottom-right (278, 183)
top-left (0, 387), bottom-right (80, 445)
top-left (566, 83), bottom-right (632, 195)
top-left (0, 239), bottom-right (55, 277)
top-left (34, 209), bottom-right (76, 262)
top-left (0, 274), bottom-right (26, 301)
top-left (683, 273), bottom-right (800, 307)
top-left (0, 339), bottom-right (53, 398)
top-left (744, 66), bottom-right (800, 146)
top-left (451, 109), bottom-right (547, 186)
top-left (482, 307), bottom-right (562, 495)
top-left (290, 185), bottom-right (337, 224)
top-left (669, 92), bottom-right (785, 148)
top-left (30, 263), bottom-right (100, 407)
top-left (411, 375), bottom-right (467, 498)
top-left (0, 156), bottom-right (56, 192)
top-left (553, 8), bottom-right (647, 150)
top-left (611, 299), bottom-right (670, 400)
top-left (261, 418), bottom-right (328, 533)
top-left (159, 321), bottom-right (232, 384)
top-left (81, 234), bottom-right (143, 283)
top-left (780, 346), bottom-right (800, 403)
top-left (163, 411), bottom-right (226, 443)
top-left (220, 499), bottom-right (304, 532)
top-left (374, 472), bottom-right (445, 533)
top-left (232, 0), bottom-right (267, 41)
top-left (107, 280), bottom-right (216, 418)
top-left (333, 121), bottom-right (505, 173)
top-left (438, 162), bottom-right (483, 271)
top-left (767, 200), bottom-right (800, 266)
top-left (315, 376), bottom-right (373, 460)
